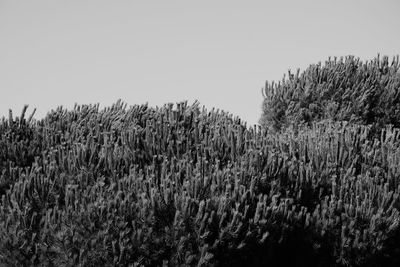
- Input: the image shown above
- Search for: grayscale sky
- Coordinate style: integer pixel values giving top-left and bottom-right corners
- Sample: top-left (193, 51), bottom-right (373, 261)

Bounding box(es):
top-left (1, 0), bottom-right (399, 125)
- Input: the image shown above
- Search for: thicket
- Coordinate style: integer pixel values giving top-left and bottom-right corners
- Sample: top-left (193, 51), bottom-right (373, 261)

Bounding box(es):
top-left (260, 55), bottom-right (400, 134)
top-left (1, 99), bottom-right (400, 266)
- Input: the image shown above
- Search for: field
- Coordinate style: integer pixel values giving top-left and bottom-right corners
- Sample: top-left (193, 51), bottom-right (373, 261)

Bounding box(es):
top-left (1, 56), bottom-right (400, 266)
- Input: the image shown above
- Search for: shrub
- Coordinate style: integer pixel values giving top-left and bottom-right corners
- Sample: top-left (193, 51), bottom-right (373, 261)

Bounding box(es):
top-left (260, 55), bottom-right (400, 134)
top-left (1, 101), bottom-right (400, 266)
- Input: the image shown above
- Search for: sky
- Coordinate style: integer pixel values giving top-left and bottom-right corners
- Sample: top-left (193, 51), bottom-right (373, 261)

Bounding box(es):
top-left (0, 0), bottom-right (399, 126)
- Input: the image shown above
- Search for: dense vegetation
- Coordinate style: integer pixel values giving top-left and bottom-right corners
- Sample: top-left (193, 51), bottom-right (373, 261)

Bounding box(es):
top-left (260, 55), bottom-right (400, 134)
top-left (1, 55), bottom-right (400, 266)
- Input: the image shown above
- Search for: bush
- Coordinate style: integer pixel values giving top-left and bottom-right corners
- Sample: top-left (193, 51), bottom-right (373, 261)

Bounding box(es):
top-left (260, 55), bottom-right (400, 134)
top-left (1, 101), bottom-right (400, 266)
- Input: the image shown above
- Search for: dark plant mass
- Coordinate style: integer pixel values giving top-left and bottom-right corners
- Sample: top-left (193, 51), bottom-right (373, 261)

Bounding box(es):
top-left (260, 55), bottom-right (400, 135)
top-left (1, 55), bottom-right (400, 267)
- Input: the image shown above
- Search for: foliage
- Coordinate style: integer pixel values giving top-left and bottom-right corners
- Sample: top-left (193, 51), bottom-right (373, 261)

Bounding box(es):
top-left (1, 100), bottom-right (400, 266)
top-left (260, 55), bottom-right (400, 134)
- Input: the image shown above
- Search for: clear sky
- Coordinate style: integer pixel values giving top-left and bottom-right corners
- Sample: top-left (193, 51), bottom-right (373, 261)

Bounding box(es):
top-left (1, 0), bottom-right (399, 125)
